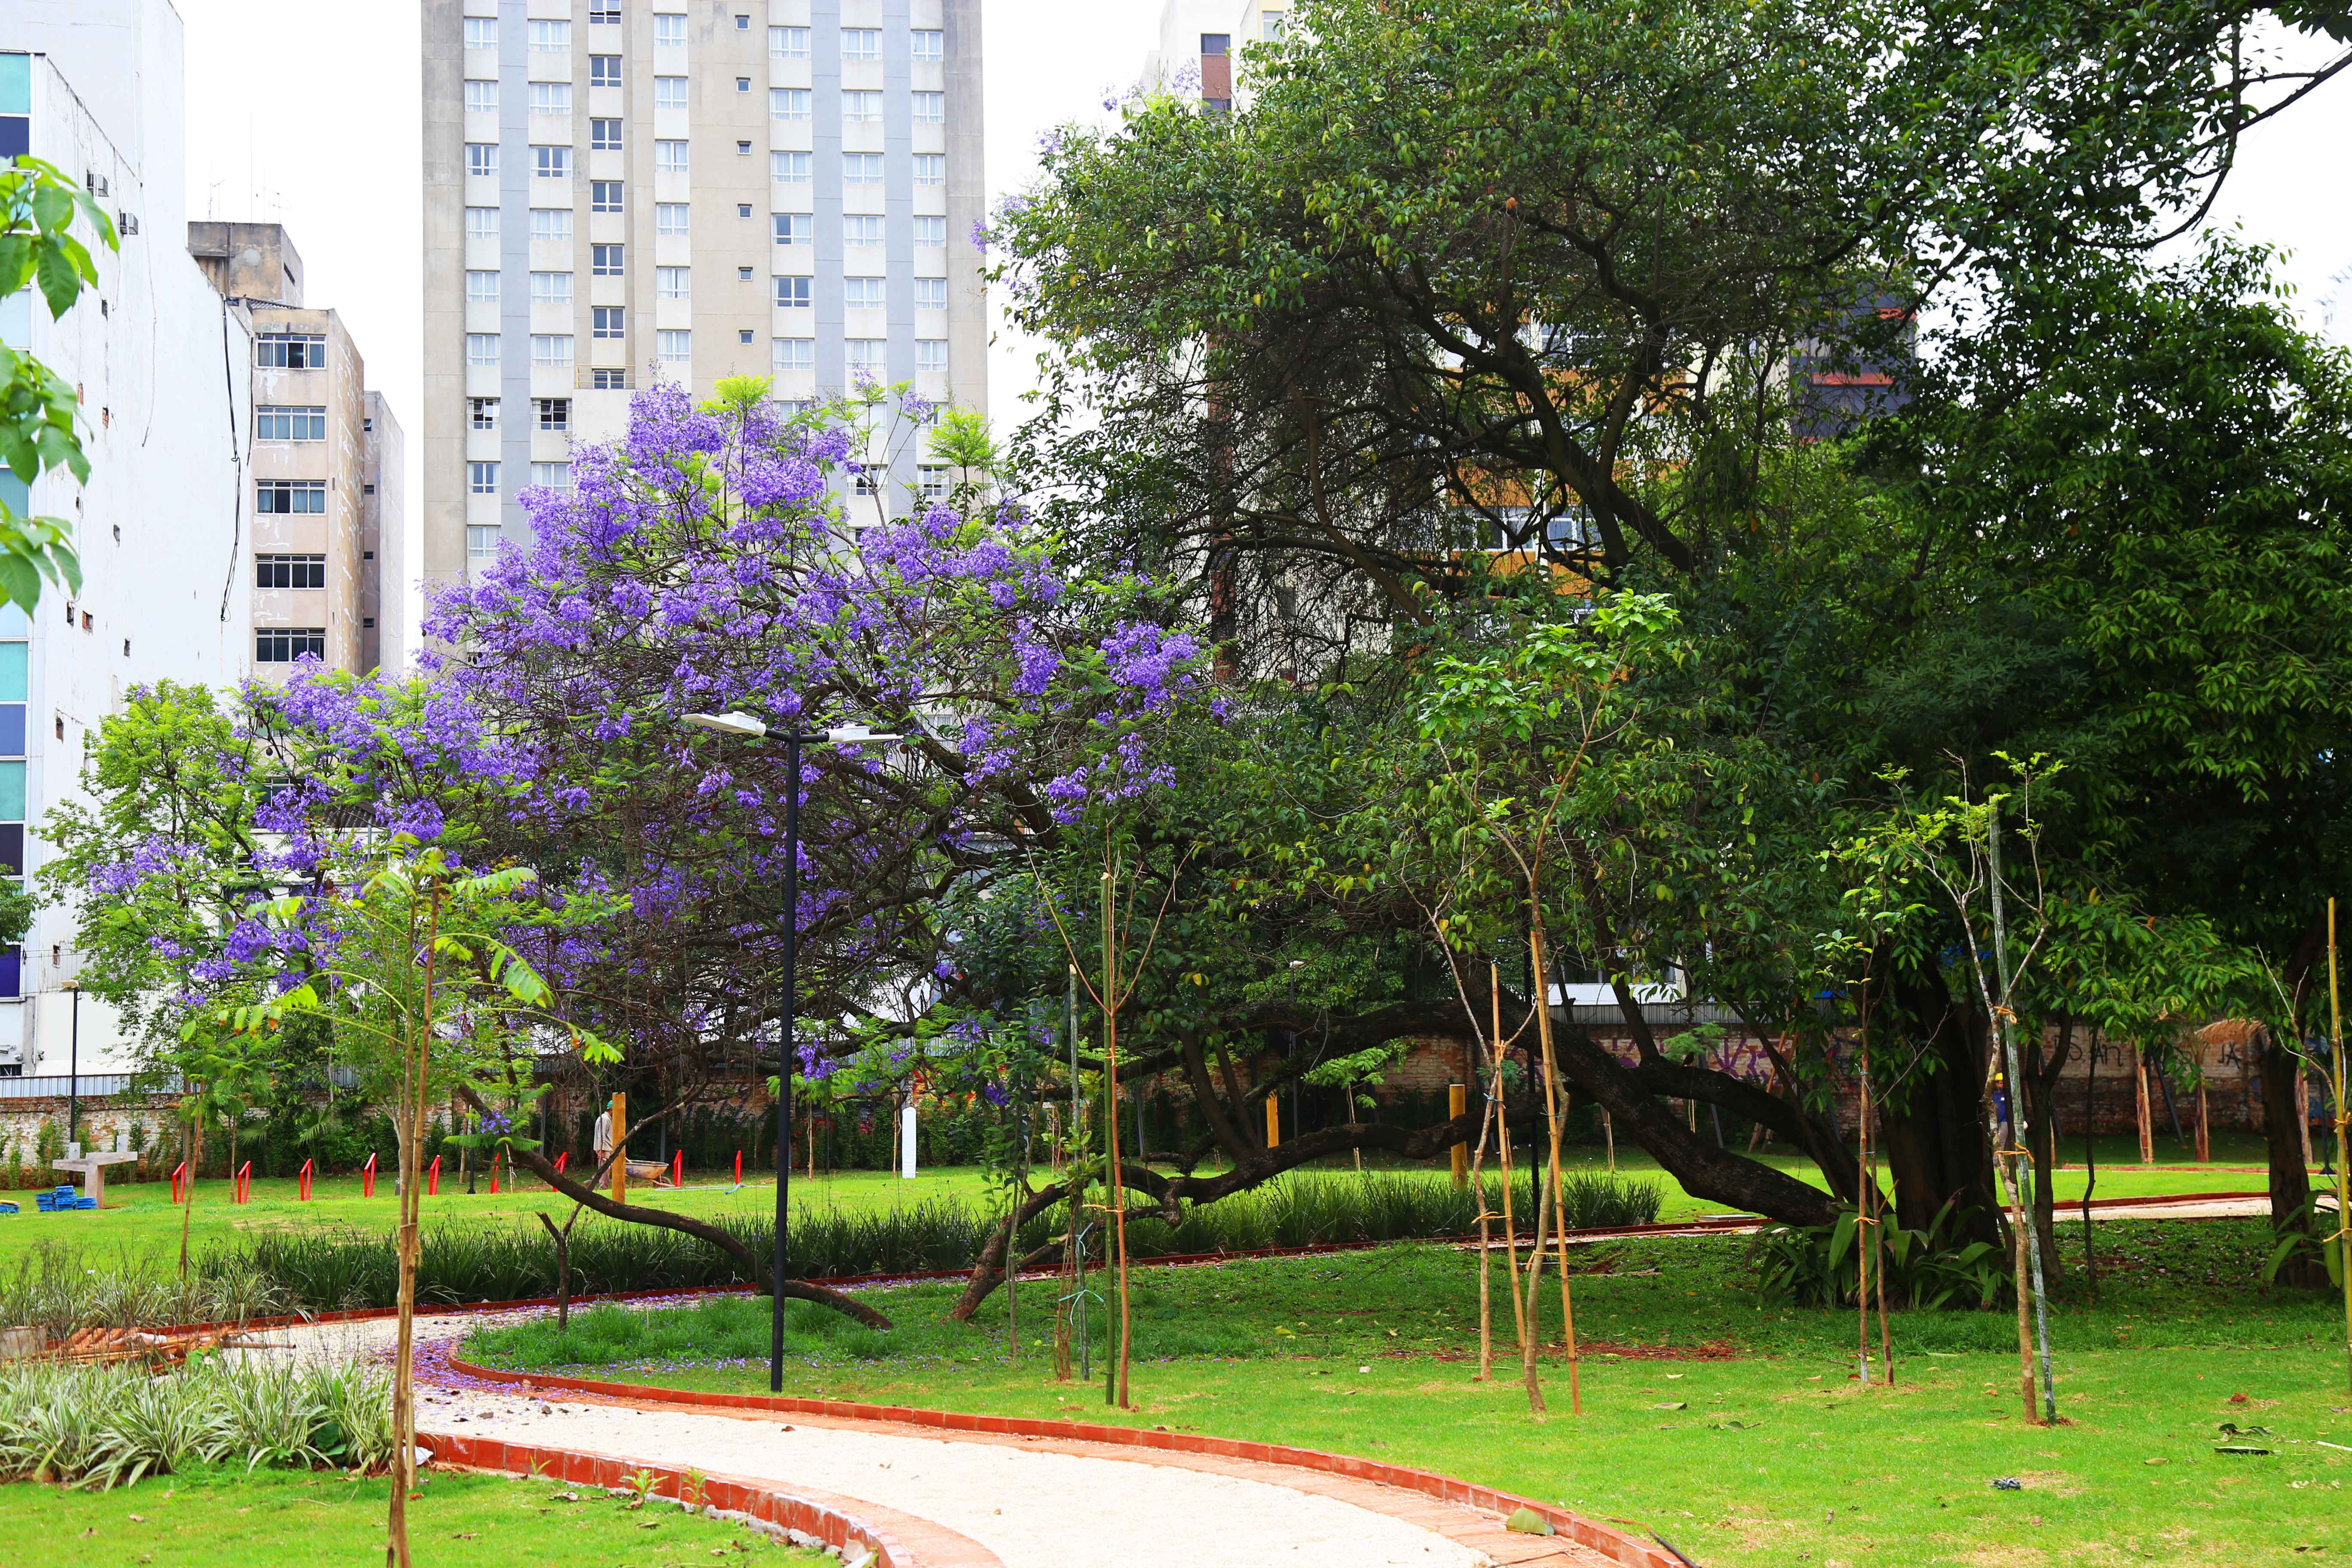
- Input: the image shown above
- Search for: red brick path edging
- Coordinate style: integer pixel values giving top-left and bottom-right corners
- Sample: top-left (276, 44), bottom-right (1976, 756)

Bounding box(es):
top-left (441, 1353), bottom-right (1677, 1568)
top-left (419, 1430), bottom-right (1001, 1567)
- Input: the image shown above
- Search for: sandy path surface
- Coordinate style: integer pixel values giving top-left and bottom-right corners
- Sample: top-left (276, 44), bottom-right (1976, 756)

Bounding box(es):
top-left (251, 1308), bottom-right (1495, 1568)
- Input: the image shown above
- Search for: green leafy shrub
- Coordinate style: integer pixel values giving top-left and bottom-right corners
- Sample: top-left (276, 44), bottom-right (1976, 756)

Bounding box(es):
top-left (1749, 1200), bottom-right (2007, 1310)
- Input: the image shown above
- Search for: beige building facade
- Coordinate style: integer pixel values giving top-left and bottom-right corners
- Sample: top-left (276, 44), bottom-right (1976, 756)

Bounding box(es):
top-left (422, 0), bottom-right (989, 591)
top-left (188, 222), bottom-right (406, 678)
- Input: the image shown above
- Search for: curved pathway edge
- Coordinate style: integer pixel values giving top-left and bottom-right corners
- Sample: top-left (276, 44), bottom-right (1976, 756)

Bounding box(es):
top-left (442, 1351), bottom-right (1678, 1568)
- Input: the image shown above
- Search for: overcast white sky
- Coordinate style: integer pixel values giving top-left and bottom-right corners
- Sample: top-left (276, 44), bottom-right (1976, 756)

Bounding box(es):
top-left (175, 0), bottom-right (2352, 631)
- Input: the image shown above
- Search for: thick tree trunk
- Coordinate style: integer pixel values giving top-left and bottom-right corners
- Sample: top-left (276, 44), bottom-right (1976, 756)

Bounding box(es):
top-left (2260, 1028), bottom-right (2324, 1288)
top-left (2021, 1018), bottom-right (2072, 1282)
top-left (1876, 966), bottom-right (2004, 1248)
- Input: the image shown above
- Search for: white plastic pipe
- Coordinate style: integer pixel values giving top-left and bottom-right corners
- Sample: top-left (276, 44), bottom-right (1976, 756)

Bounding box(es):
top-left (900, 1103), bottom-right (918, 1179)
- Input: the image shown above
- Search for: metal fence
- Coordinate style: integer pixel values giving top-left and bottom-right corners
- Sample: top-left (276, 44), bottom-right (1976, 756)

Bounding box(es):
top-left (0, 1074), bottom-right (181, 1101)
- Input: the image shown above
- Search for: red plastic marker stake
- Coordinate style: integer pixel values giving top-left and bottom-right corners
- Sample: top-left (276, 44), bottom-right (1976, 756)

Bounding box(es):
top-left (733, 1149), bottom-right (741, 1185)
top-left (428, 1155), bottom-right (440, 1197)
top-left (489, 1153), bottom-right (500, 1195)
top-left (362, 1153), bottom-right (376, 1199)
top-left (298, 1158), bottom-right (313, 1201)
top-left (235, 1161), bottom-right (251, 1204)
top-left (171, 1160), bottom-right (187, 1205)
top-left (554, 1151), bottom-right (567, 1176)
top-left (672, 1149), bottom-right (683, 1188)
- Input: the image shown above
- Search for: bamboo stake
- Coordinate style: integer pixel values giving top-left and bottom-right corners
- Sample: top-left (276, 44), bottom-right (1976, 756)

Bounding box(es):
top-left (1988, 813), bottom-right (2055, 1425)
top-left (2331, 899), bottom-right (2350, 1398)
top-left (1474, 964), bottom-right (1504, 1381)
top-left (1529, 928), bottom-right (1580, 1414)
top-left (1486, 962), bottom-right (1541, 1414)
top-left (1857, 1041), bottom-right (1872, 1386)
top-left (2135, 1045), bottom-right (2154, 1165)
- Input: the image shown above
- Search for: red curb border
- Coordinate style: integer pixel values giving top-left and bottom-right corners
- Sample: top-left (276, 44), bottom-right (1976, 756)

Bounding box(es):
top-left (418, 1432), bottom-right (946, 1566)
top-left (439, 1353), bottom-right (1677, 1568)
top-left (150, 1187), bottom-right (2262, 1339)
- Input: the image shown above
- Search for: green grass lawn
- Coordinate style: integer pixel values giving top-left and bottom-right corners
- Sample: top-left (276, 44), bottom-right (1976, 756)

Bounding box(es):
top-left (0, 1131), bottom-right (2287, 1274)
top-left (463, 1219), bottom-right (2348, 1568)
top-left (0, 1464), bottom-right (827, 1567)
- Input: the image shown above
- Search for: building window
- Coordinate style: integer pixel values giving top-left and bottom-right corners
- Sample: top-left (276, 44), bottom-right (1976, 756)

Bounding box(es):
top-left (256, 332), bottom-right (329, 369)
top-left (532, 334), bottom-right (576, 367)
top-left (592, 305), bottom-right (626, 338)
top-left (591, 242), bottom-right (624, 277)
top-left (1203, 98), bottom-right (1232, 115)
top-left (853, 472), bottom-right (882, 498)
top-left (537, 397), bottom-right (570, 430)
top-left (466, 142), bottom-right (497, 177)
top-left (1202, 33), bottom-right (1231, 55)
top-left (736, 78), bottom-right (751, 95)
top-left (841, 28), bottom-right (882, 61)
top-left (655, 139), bottom-right (689, 174)
top-left (912, 29), bottom-right (943, 63)
top-left (1264, 13), bottom-right (1288, 41)
top-left (657, 329), bottom-right (691, 363)
top-left (843, 214), bottom-right (884, 247)
top-left (842, 91), bottom-right (884, 123)
top-left (530, 208), bottom-right (573, 242)
top-left (913, 91), bottom-right (944, 124)
top-left (471, 397), bottom-right (499, 430)
top-left (465, 79), bottom-right (498, 114)
top-left (467, 524), bottom-right (501, 560)
top-left (591, 181), bottom-right (624, 213)
top-left (469, 461), bottom-right (500, 495)
top-left (255, 628), bottom-right (328, 664)
top-left (772, 338), bottom-right (812, 372)
top-left (534, 144), bottom-right (572, 180)
top-left (256, 554), bottom-right (328, 590)
top-left (590, 368), bottom-right (628, 390)
top-left (256, 405), bottom-right (327, 441)
top-left (590, 54), bottom-right (622, 87)
top-left (774, 276), bottom-right (810, 308)
top-left (465, 270), bottom-right (499, 303)
top-left (843, 152), bottom-right (883, 185)
top-left (530, 270), bottom-right (573, 304)
top-left (772, 88), bottom-right (811, 121)
top-left (916, 339), bottom-right (946, 374)
top-left (257, 479), bottom-right (328, 514)
top-left (771, 213), bottom-right (809, 246)
top-left (913, 215), bottom-right (946, 247)
top-left (464, 17), bottom-right (496, 49)
top-left (738, 202), bottom-right (754, 218)
top-left (737, 139), bottom-right (753, 155)
top-left (772, 150), bottom-right (811, 186)
top-left (919, 465), bottom-right (949, 499)
top-left (590, 8), bottom-right (619, 26)
top-left (771, 26), bottom-right (808, 59)
top-left (657, 203), bottom-right (690, 237)
top-left (590, 118), bottom-right (622, 150)
top-left (656, 266), bottom-right (689, 301)
top-left (530, 18), bottom-right (570, 52)
top-left (654, 13), bottom-right (687, 47)
top-left (913, 153), bottom-right (945, 187)
top-left (465, 205), bottom-right (498, 240)
top-left (915, 276), bottom-right (946, 310)
top-left (466, 333), bottom-right (501, 368)
top-left (655, 77), bottom-right (688, 111)
top-left (845, 276), bottom-right (886, 310)
top-left (529, 461), bottom-right (573, 490)
top-left (530, 81), bottom-right (572, 115)
top-left (846, 339), bottom-right (887, 378)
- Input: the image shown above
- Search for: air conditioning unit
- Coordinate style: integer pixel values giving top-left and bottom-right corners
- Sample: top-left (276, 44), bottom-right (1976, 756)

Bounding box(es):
top-left (117, 211), bottom-right (140, 236)
top-left (85, 172), bottom-right (109, 197)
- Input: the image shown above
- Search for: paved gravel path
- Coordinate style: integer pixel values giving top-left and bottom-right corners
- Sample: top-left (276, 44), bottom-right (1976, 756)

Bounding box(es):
top-left (248, 1308), bottom-right (1559, 1568)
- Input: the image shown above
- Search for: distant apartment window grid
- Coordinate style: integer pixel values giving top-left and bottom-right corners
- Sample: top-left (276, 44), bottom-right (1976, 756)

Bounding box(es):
top-left (471, 397), bottom-right (499, 430)
top-left (657, 203), bottom-right (691, 237)
top-left (775, 276), bottom-right (811, 308)
top-left (530, 82), bottom-right (571, 115)
top-left (466, 142), bottom-right (497, 177)
top-left (913, 153), bottom-right (944, 187)
top-left (656, 77), bottom-right (688, 111)
top-left (533, 334), bottom-right (576, 368)
top-left (591, 181), bottom-right (624, 213)
top-left (772, 338), bottom-right (813, 371)
top-left (466, 205), bottom-right (498, 239)
top-left (464, 17), bottom-right (496, 49)
top-left (257, 405), bottom-right (327, 441)
top-left (530, 18), bottom-right (570, 52)
top-left (256, 332), bottom-right (328, 369)
top-left (465, 79), bottom-right (497, 114)
top-left (592, 119), bottom-right (622, 150)
top-left (467, 524), bottom-right (501, 560)
top-left (654, 13), bottom-right (686, 47)
top-left (591, 243), bottom-right (625, 277)
top-left (913, 215), bottom-right (946, 247)
top-left (466, 333), bottom-right (500, 367)
top-left (256, 628), bottom-right (328, 664)
top-left (592, 306), bottom-right (626, 339)
top-left (843, 153), bottom-right (883, 186)
top-left (256, 554), bottom-right (328, 590)
top-left (912, 29), bottom-right (943, 62)
top-left (538, 398), bottom-right (570, 431)
top-left (773, 150), bottom-right (812, 185)
top-left (590, 55), bottom-right (622, 88)
top-left (913, 92), bottom-right (944, 124)
top-left (534, 144), bottom-right (571, 180)
top-left (841, 28), bottom-right (882, 60)
top-left (531, 208), bottom-right (573, 242)
top-left (531, 270), bottom-right (573, 304)
top-left (466, 270), bottom-right (499, 303)
top-left (919, 465), bottom-right (948, 499)
top-left (257, 479), bottom-right (327, 514)
top-left (845, 276), bottom-right (886, 310)
top-left (842, 91), bottom-right (884, 123)
top-left (658, 329), bottom-right (692, 363)
top-left (469, 461), bottom-right (500, 495)
top-left (656, 139), bottom-right (689, 174)
top-left (772, 213), bottom-right (809, 246)
top-left (530, 462), bottom-right (573, 490)
top-left (847, 339), bottom-right (887, 377)
top-left (657, 266), bottom-right (690, 301)
top-left (915, 277), bottom-right (946, 309)
top-left (771, 26), bottom-right (809, 58)
top-left (772, 88), bottom-right (811, 121)
top-left (843, 215), bottom-right (884, 246)
top-left (916, 340), bottom-right (946, 373)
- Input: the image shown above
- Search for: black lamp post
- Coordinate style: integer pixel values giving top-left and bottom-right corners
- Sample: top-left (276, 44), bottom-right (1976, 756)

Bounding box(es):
top-left (63, 980), bottom-right (80, 1150)
top-left (685, 710), bottom-right (900, 1393)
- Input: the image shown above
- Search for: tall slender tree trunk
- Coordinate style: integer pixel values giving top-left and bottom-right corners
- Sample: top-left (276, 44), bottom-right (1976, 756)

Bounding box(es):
top-left (1528, 926), bottom-right (1579, 1414)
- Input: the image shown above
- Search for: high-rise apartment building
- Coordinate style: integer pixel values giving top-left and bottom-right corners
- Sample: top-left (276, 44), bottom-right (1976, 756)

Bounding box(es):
top-left (189, 222), bottom-right (409, 678)
top-left (0, 0), bottom-right (258, 1076)
top-left (1144, 0), bottom-right (1291, 110)
top-left (421, 0), bottom-right (988, 592)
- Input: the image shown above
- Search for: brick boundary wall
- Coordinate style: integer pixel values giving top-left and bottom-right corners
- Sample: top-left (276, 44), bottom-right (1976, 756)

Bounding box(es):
top-left (438, 1352), bottom-right (1684, 1568)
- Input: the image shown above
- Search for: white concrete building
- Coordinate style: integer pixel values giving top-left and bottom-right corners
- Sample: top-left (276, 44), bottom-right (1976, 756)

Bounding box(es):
top-left (1142, 0), bottom-right (1292, 109)
top-left (0, 0), bottom-right (255, 1078)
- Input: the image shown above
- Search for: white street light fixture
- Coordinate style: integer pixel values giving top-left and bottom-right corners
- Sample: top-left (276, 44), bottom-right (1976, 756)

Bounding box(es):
top-left (684, 711), bottom-right (769, 738)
